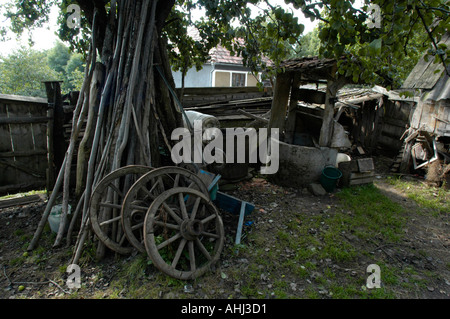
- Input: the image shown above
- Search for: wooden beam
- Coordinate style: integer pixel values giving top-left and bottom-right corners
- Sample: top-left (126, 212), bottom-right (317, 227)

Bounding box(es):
top-left (176, 86), bottom-right (263, 96)
top-left (0, 116), bottom-right (50, 125)
top-left (0, 194), bottom-right (45, 209)
top-left (0, 93), bottom-right (48, 104)
top-left (0, 150), bottom-right (48, 158)
top-left (237, 109), bottom-right (269, 123)
top-left (319, 77), bottom-right (347, 147)
top-left (284, 74), bottom-right (303, 144)
top-left (268, 72), bottom-right (293, 136)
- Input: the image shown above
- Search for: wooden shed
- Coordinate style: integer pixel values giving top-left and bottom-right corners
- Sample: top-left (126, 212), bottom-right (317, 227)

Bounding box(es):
top-left (266, 57), bottom-right (355, 188)
top-left (401, 33), bottom-right (450, 138)
top-left (395, 33), bottom-right (450, 176)
top-left (268, 57), bottom-right (348, 148)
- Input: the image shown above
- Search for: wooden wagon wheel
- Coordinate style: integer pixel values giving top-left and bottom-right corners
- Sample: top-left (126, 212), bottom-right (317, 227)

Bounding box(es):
top-left (121, 166), bottom-right (209, 253)
top-left (143, 187), bottom-right (224, 280)
top-left (89, 165), bottom-right (153, 255)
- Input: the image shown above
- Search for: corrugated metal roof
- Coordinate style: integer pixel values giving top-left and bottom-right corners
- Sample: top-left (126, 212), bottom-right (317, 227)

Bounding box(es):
top-left (401, 33), bottom-right (450, 92)
top-left (280, 56), bottom-right (336, 71)
top-left (422, 68), bottom-right (450, 102)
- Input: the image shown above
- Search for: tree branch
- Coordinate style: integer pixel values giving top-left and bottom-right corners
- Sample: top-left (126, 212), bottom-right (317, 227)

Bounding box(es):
top-left (416, 6), bottom-right (450, 76)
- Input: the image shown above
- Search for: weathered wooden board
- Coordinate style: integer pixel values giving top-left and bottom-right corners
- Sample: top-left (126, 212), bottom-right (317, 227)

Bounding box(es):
top-left (0, 194), bottom-right (45, 209)
top-left (339, 158), bottom-right (375, 187)
top-left (357, 158), bottom-right (374, 172)
top-left (0, 95), bottom-right (49, 195)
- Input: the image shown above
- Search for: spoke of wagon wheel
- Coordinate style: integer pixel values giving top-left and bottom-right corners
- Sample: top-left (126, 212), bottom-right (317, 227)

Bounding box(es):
top-left (157, 233), bottom-right (181, 250)
top-left (201, 231), bottom-right (220, 239)
top-left (139, 184), bottom-right (157, 201)
top-left (130, 203), bottom-right (149, 212)
top-left (99, 215), bottom-right (122, 227)
top-left (99, 202), bottom-right (123, 210)
top-left (162, 202), bottom-right (183, 224)
top-left (190, 197), bottom-right (201, 220)
top-left (171, 238), bottom-right (187, 268)
top-left (173, 173), bottom-right (180, 188)
top-left (153, 221), bottom-right (180, 230)
top-left (201, 214), bottom-right (216, 224)
top-left (178, 192), bottom-right (189, 220)
top-left (188, 241), bottom-right (196, 272)
top-left (118, 233), bottom-right (128, 246)
top-left (195, 238), bottom-right (212, 261)
top-left (130, 222), bottom-right (144, 230)
top-left (108, 181), bottom-right (124, 198)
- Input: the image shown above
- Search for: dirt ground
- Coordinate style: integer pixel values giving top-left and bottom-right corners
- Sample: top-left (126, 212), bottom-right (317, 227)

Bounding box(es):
top-left (1, 157), bottom-right (449, 299)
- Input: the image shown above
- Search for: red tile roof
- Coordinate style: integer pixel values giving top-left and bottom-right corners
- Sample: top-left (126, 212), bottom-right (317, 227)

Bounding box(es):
top-left (188, 27), bottom-right (271, 66)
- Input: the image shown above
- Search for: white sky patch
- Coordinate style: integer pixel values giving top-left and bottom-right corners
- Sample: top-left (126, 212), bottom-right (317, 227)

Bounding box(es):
top-left (0, 0), bottom-right (325, 56)
top-left (0, 5), bottom-right (60, 55)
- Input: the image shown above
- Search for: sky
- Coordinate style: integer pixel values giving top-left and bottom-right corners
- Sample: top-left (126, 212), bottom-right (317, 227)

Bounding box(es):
top-left (1, 5), bottom-right (60, 55)
top-left (0, 0), bottom-right (319, 56)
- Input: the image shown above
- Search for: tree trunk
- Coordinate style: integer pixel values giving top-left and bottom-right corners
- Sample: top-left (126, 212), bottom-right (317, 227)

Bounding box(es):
top-left (29, 0), bottom-right (180, 256)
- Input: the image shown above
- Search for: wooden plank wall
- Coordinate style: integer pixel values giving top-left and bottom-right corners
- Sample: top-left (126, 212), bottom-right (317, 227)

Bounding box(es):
top-left (334, 96), bottom-right (412, 154)
top-left (177, 86), bottom-right (272, 107)
top-left (378, 99), bottom-right (413, 152)
top-left (410, 99), bottom-right (450, 137)
top-left (0, 94), bottom-right (50, 195)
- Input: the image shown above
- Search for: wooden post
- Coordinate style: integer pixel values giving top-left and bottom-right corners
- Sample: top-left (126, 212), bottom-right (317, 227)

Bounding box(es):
top-left (268, 72), bottom-right (293, 138)
top-left (284, 74), bottom-right (302, 144)
top-left (46, 107), bottom-right (55, 192)
top-left (44, 81), bottom-right (65, 179)
top-left (319, 77), bottom-right (346, 147)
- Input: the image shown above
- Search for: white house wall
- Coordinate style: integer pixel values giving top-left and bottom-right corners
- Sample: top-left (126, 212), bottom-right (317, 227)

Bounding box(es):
top-left (172, 64), bottom-right (214, 88)
top-left (173, 63), bottom-right (260, 88)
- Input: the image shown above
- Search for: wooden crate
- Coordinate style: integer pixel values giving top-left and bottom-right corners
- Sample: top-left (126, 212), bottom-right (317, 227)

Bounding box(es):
top-left (338, 158), bottom-right (375, 187)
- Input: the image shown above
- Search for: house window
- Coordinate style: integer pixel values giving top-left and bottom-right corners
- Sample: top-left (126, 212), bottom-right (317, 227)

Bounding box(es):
top-left (231, 73), bottom-right (246, 87)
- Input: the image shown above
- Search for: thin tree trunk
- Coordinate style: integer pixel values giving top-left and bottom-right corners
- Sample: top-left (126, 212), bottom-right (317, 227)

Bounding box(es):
top-left (30, 0), bottom-right (180, 261)
top-left (75, 62), bottom-right (105, 196)
top-left (54, 14), bottom-right (99, 247)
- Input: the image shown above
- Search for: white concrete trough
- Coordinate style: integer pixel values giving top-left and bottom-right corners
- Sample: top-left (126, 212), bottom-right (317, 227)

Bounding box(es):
top-left (267, 139), bottom-right (338, 189)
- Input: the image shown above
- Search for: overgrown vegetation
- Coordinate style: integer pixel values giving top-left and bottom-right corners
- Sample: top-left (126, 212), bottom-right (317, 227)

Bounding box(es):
top-left (97, 181), bottom-right (444, 299)
top-left (0, 42), bottom-right (85, 98)
top-left (386, 176), bottom-right (449, 216)
top-left (228, 184), bottom-right (406, 299)
top-left (2, 176), bottom-right (448, 299)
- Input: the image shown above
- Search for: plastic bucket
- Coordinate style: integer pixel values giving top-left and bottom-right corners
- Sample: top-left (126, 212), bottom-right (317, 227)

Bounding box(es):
top-left (48, 204), bottom-right (71, 233)
top-left (320, 166), bottom-right (342, 192)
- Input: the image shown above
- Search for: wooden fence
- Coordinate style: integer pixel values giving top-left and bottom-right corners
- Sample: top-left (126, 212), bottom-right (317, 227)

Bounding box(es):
top-left (176, 86), bottom-right (272, 107)
top-left (0, 94), bottom-right (51, 195)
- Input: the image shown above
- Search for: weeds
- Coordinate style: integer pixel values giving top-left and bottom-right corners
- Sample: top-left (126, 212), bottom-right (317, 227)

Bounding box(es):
top-left (387, 176), bottom-right (449, 215)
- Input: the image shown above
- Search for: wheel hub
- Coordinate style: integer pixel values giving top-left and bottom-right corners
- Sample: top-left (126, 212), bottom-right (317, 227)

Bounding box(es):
top-left (180, 219), bottom-right (203, 241)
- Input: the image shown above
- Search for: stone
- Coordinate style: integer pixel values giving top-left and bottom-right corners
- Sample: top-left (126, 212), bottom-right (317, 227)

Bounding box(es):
top-left (308, 183), bottom-right (327, 196)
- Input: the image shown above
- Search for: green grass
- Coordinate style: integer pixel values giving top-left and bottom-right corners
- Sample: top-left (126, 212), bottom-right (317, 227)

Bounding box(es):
top-left (0, 189), bottom-right (46, 200)
top-left (236, 182), bottom-right (409, 299)
top-left (386, 177), bottom-right (449, 216)
top-left (59, 178), bottom-right (444, 300)
top-left (336, 184), bottom-right (406, 242)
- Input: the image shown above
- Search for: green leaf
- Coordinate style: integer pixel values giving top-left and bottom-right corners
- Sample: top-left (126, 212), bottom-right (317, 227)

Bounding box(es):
top-left (368, 38), bottom-right (382, 55)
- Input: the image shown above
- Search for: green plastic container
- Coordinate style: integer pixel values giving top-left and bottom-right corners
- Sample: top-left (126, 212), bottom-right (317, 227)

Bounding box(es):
top-left (320, 166), bottom-right (342, 192)
top-left (48, 204), bottom-right (71, 233)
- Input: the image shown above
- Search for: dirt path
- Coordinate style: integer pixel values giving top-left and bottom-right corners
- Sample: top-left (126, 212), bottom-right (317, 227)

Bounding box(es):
top-left (1, 174), bottom-right (449, 299)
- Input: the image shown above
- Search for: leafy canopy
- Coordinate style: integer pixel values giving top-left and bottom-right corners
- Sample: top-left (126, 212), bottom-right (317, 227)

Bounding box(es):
top-left (1, 0), bottom-right (449, 89)
top-left (0, 46), bottom-right (60, 97)
top-left (167, 0), bottom-right (449, 88)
